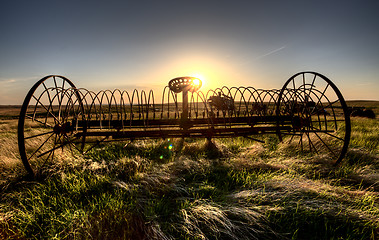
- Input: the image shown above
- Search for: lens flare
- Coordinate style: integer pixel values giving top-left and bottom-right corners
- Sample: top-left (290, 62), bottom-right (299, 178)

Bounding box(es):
top-left (191, 73), bottom-right (204, 82)
top-left (192, 78), bottom-right (201, 87)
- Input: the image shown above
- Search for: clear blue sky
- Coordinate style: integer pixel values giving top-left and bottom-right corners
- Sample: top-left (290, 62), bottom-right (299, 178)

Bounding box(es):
top-left (1, 0), bottom-right (378, 104)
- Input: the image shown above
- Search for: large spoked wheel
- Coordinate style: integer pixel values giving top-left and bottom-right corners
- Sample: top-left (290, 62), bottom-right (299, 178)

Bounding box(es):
top-left (18, 75), bottom-right (86, 177)
top-left (277, 72), bottom-right (351, 164)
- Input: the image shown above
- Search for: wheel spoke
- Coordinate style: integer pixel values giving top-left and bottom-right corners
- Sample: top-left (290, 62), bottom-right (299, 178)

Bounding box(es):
top-left (39, 134), bottom-right (59, 171)
top-left (313, 131), bottom-right (338, 158)
top-left (63, 134), bottom-right (82, 152)
top-left (305, 131), bottom-right (318, 153)
top-left (37, 141), bottom-right (67, 158)
top-left (28, 132), bottom-right (55, 159)
top-left (37, 135), bottom-right (80, 158)
top-left (42, 82), bottom-right (59, 125)
top-left (309, 126), bottom-right (344, 141)
top-left (322, 99), bottom-right (340, 110)
top-left (32, 95), bottom-right (59, 123)
top-left (61, 80), bottom-right (66, 106)
top-left (302, 73), bottom-right (308, 106)
top-left (25, 115), bottom-right (54, 128)
top-left (54, 76), bottom-right (64, 122)
top-left (307, 74), bottom-right (317, 98)
top-left (24, 130), bottom-right (55, 140)
top-left (53, 76), bottom-right (61, 115)
top-left (312, 83), bottom-right (330, 109)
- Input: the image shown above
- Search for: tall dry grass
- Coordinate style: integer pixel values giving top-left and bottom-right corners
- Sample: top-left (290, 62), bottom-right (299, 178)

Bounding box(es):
top-left (0, 105), bottom-right (378, 239)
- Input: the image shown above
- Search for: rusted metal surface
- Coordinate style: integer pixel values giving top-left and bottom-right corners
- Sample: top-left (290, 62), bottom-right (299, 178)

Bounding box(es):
top-left (18, 72), bottom-right (351, 177)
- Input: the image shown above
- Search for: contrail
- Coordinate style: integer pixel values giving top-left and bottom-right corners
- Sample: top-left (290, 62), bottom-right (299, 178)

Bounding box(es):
top-left (0, 79), bottom-right (16, 84)
top-left (256, 46), bottom-right (286, 60)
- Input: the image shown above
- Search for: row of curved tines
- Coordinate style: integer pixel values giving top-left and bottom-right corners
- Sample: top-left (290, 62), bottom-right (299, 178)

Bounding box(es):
top-left (72, 86), bottom-right (288, 129)
top-left (28, 78), bottom-right (336, 132)
top-left (32, 85), bottom-right (324, 130)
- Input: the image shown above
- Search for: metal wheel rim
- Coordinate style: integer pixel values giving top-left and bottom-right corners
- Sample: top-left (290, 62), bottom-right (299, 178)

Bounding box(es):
top-left (277, 71), bottom-right (351, 164)
top-left (18, 75), bottom-right (85, 177)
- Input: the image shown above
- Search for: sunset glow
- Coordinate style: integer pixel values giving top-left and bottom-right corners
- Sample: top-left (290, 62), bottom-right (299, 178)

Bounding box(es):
top-left (0, 1), bottom-right (378, 104)
top-left (191, 77), bottom-right (201, 89)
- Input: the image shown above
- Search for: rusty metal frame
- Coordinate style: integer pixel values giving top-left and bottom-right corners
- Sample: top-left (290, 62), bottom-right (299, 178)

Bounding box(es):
top-left (18, 72), bottom-right (351, 177)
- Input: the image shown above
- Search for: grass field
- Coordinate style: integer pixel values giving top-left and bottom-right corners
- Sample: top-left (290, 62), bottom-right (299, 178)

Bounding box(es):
top-left (0, 102), bottom-right (378, 239)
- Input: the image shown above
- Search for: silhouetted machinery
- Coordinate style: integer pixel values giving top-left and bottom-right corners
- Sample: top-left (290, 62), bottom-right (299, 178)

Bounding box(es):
top-left (18, 72), bottom-right (351, 177)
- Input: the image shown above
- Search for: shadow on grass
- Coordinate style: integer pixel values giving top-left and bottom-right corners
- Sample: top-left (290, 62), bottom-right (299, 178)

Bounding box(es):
top-left (1, 132), bottom-right (378, 239)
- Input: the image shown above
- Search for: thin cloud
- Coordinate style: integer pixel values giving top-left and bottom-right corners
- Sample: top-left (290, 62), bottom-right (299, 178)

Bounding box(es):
top-left (0, 76), bottom-right (38, 84)
top-left (0, 79), bottom-right (16, 84)
top-left (238, 46), bottom-right (287, 66)
top-left (356, 82), bottom-right (374, 86)
top-left (256, 46), bottom-right (286, 60)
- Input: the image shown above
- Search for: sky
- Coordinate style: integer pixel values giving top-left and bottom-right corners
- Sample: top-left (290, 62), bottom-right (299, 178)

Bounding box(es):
top-left (1, 0), bottom-right (378, 104)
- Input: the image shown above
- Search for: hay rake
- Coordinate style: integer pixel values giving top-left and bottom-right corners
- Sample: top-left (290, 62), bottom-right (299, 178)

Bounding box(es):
top-left (18, 72), bottom-right (351, 177)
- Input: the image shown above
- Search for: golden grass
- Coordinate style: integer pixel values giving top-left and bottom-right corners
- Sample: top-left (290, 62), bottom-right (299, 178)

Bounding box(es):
top-left (0, 103), bottom-right (378, 239)
top-left (0, 120), bottom-right (23, 178)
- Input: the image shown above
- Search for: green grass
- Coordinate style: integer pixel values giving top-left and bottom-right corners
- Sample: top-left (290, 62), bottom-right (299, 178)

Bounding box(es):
top-left (0, 113), bottom-right (378, 239)
top-left (350, 118), bottom-right (379, 154)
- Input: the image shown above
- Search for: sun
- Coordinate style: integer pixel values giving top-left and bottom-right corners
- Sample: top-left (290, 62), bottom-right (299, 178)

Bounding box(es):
top-left (189, 74), bottom-right (203, 91)
top-left (192, 78), bottom-right (201, 87)
top-left (191, 73), bottom-right (205, 83)
top-left (191, 73), bottom-right (205, 86)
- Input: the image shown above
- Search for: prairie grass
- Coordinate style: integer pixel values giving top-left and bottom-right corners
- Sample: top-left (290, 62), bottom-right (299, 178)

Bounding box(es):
top-left (0, 105), bottom-right (378, 239)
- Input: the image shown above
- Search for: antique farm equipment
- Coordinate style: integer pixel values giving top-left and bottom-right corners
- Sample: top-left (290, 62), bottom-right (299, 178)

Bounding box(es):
top-left (18, 72), bottom-right (351, 177)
